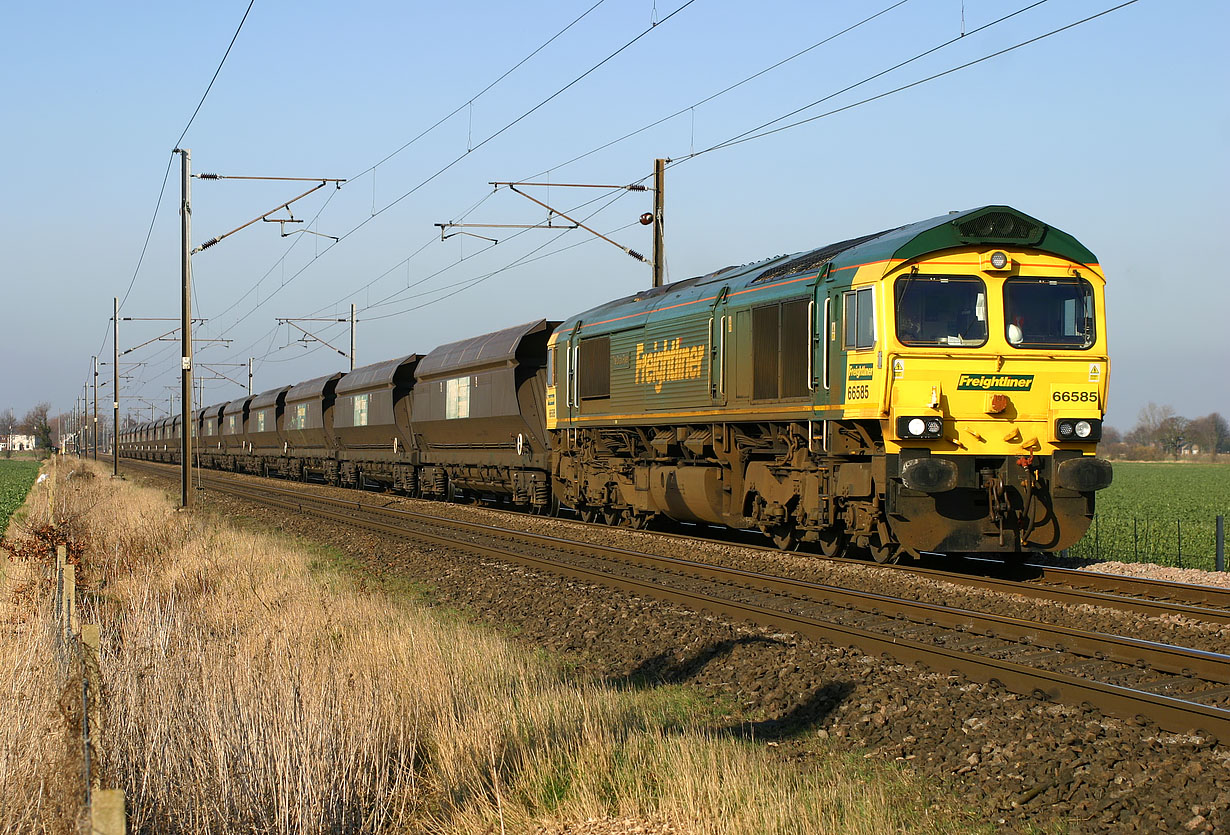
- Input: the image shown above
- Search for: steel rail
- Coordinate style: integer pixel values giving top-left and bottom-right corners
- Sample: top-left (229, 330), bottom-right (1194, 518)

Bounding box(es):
top-left (887, 560), bottom-right (1230, 625)
top-left (116, 456), bottom-right (1230, 622)
top-left (1026, 564), bottom-right (1230, 610)
top-left (135, 463), bottom-right (1230, 739)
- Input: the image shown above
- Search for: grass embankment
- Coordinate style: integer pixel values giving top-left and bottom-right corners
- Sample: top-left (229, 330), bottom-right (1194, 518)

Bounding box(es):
top-left (1070, 460), bottom-right (1230, 568)
top-left (0, 458), bottom-right (41, 536)
top-left (2, 461), bottom-right (967, 834)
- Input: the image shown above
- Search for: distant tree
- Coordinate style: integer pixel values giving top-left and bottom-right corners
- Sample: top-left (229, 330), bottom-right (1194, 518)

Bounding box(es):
top-left (0, 407), bottom-right (14, 457)
top-left (1100, 425), bottom-right (1123, 444)
top-left (1187, 412), bottom-right (1230, 456)
top-left (1157, 415), bottom-right (1190, 457)
top-left (1131, 402), bottom-right (1176, 447)
top-left (20, 403), bottom-right (54, 452)
top-left (1209, 412), bottom-right (1230, 454)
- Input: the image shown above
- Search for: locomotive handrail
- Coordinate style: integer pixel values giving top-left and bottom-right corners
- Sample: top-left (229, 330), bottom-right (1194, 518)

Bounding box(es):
top-left (821, 297), bottom-right (831, 393)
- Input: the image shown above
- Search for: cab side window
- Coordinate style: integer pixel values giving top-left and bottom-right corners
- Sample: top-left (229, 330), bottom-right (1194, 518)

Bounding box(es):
top-left (843, 287), bottom-right (875, 350)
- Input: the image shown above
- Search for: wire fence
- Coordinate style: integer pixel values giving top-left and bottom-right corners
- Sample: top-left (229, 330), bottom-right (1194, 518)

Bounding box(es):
top-left (1066, 513), bottom-right (1227, 571)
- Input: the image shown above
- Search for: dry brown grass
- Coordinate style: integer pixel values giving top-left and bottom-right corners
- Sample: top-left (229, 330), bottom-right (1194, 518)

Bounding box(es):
top-left (1, 462), bottom-right (966, 834)
top-left (0, 462), bottom-right (84, 835)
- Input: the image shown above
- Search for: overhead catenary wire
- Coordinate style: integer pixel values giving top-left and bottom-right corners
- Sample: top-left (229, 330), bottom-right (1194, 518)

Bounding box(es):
top-left (193, 0), bottom-right (702, 358)
top-left (94, 0), bottom-right (258, 409)
top-left (195, 0), bottom-right (919, 375)
top-left (678, 0), bottom-right (1141, 161)
top-left (125, 2), bottom-right (615, 400)
top-left (200, 2), bottom-right (611, 335)
top-left (515, 0), bottom-right (916, 183)
top-left (226, 0), bottom-right (949, 345)
top-left (115, 0), bottom-right (258, 319)
top-left (243, 0), bottom-right (1029, 347)
top-left (349, 0), bottom-right (1143, 331)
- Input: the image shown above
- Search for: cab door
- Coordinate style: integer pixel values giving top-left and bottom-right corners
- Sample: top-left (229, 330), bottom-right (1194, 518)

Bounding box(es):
top-left (564, 321), bottom-right (582, 426)
top-left (710, 288), bottom-right (730, 406)
top-left (818, 269), bottom-right (843, 410)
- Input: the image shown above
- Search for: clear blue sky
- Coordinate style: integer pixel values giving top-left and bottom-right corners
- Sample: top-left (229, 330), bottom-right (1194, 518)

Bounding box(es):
top-left (2, 0), bottom-right (1227, 430)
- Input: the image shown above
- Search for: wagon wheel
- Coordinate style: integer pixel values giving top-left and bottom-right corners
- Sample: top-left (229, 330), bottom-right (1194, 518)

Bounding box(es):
top-left (627, 513), bottom-right (650, 530)
top-left (531, 495), bottom-right (560, 517)
top-left (868, 534), bottom-right (901, 565)
top-left (816, 526), bottom-right (847, 558)
top-left (769, 523), bottom-right (800, 552)
top-left (602, 508), bottom-right (624, 527)
top-left (580, 507), bottom-right (600, 524)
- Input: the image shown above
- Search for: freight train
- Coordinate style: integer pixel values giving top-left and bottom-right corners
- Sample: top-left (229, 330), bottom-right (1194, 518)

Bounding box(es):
top-left (119, 205), bottom-right (1113, 563)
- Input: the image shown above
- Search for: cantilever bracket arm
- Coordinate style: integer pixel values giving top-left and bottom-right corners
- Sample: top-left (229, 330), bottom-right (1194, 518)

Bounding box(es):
top-left (192, 177), bottom-right (346, 253)
top-left (490, 183), bottom-right (648, 264)
top-left (278, 319), bottom-right (350, 360)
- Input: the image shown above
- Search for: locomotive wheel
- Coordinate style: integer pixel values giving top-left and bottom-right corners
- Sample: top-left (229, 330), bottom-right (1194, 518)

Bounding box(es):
top-left (816, 527), bottom-right (846, 558)
top-left (770, 523), bottom-right (799, 552)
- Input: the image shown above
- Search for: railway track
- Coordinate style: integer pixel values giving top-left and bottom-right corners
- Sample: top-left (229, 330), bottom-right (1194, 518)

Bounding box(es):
top-left (120, 458), bottom-right (1230, 739)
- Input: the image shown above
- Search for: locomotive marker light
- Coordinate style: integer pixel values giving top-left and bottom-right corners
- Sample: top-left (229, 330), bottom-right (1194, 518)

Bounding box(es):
top-left (982, 250), bottom-right (1012, 271)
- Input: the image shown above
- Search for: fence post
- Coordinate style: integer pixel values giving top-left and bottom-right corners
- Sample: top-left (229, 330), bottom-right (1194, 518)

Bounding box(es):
top-left (1218, 515), bottom-right (1225, 572)
top-left (91, 789), bottom-right (126, 835)
top-left (55, 546), bottom-right (66, 627)
top-left (82, 624), bottom-right (100, 806)
top-left (63, 564), bottom-right (76, 644)
top-left (1177, 519), bottom-right (1183, 569)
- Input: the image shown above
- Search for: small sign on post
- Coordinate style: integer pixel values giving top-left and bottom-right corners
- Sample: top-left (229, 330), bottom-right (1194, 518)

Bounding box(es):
top-left (1217, 515), bottom-right (1225, 572)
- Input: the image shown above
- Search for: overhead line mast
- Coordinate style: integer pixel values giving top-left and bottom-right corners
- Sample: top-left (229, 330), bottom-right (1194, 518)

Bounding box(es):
top-left (177, 155), bottom-right (345, 507)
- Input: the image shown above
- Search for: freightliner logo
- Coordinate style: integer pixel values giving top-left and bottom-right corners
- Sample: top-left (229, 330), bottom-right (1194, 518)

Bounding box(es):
top-left (957, 373), bottom-right (1035, 391)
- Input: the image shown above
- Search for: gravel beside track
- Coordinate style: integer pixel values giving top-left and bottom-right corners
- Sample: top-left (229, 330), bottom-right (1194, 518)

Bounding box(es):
top-left (130, 465), bottom-right (1230, 833)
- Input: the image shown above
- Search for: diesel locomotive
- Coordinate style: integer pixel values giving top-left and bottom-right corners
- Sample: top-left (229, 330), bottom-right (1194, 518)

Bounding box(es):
top-left (120, 205), bottom-right (1112, 563)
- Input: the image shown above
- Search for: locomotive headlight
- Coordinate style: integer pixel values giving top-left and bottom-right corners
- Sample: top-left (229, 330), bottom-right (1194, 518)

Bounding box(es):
top-left (898, 416), bottom-right (944, 439)
top-left (1055, 418), bottom-right (1102, 442)
top-left (990, 251), bottom-right (1008, 269)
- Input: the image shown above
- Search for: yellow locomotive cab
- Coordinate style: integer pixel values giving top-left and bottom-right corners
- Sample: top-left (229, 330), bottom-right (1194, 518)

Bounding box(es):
top-left (877, 247), bottom-right (1110, 553)
top-left (884, 248), bottom-right (1108, 458)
